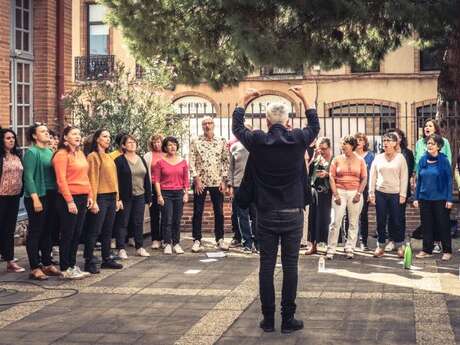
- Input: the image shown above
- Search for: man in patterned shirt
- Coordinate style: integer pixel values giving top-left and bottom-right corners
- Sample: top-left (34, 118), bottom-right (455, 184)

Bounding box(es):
top-left (190, 117), bottom-right (230, 252)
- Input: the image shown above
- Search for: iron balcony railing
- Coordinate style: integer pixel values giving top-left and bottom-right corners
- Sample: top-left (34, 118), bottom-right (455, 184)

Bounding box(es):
top-left (74, 55), bottom-right (115, 81)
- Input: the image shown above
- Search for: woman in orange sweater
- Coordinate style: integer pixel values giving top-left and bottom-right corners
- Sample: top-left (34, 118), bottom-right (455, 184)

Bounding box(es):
top-left (53, 126), bottom-right (93, 279)
top-left (84, 129), bottom-right (123, 274)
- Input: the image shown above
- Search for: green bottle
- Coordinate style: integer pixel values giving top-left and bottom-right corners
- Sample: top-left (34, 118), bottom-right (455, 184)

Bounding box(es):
top-left (403, 241), bottom-right (412, 269)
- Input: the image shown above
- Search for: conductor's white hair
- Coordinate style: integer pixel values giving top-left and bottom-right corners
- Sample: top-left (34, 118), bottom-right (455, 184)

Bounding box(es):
top-left (266, 103), bottom-right (288, 125)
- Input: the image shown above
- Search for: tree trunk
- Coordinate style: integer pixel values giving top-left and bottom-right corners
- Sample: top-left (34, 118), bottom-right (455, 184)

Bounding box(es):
top-left (437, 27), bottom-right (460, 161)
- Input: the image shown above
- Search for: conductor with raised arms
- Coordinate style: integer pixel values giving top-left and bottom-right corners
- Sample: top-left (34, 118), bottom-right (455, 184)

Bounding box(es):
top-left (232, 86), bottom-right (320, 333)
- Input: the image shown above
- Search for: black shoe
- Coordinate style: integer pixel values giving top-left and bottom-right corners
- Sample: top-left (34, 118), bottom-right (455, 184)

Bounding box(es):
top-left (259, 318), bottom-right (275, 332)
top-left (84, 262), bottom-right (100, 274)
top-left (101, 259), bottom-right (123, 269)
top-left (281, 318), bottom-right (304, 334)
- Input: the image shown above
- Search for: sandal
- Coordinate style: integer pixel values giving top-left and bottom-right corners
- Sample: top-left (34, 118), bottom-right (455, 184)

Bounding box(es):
top-left (441, 253), bottom-right (452, 261)
top-left (6, 262), bottom-right (25, 273)
top-left (415, 251), bottom-right (433, 259)
top-left (29, 268), bottom-right (48, 280)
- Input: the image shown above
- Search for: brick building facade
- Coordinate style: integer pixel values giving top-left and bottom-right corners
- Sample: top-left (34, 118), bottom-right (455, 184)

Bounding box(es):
top-left (0, 0), bottom-right (73, 145)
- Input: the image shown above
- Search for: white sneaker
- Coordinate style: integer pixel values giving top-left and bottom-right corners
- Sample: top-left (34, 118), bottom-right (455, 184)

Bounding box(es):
top-left (346, 250), bottom-right (354, 259)
top-left (433, 243), bottom-right (442, 254)
top-left (73, 266), bottom-right (90, 278)
top-left (110, 239), bottom-right (116, 249)
top-left (217, 239), bottom-right (229, 251)
top-left (52, 246), bottom-right (59, 256)
top-left (164, 244), bottom-right (172, 255)
top-left (191, 240), bottom-right (202, 253)
top-left (118, 249), bottom-right (129, 260)
top-left (151, 240), bottom-right (161, 250)
top-left (61, 267), bottom-right (84, 280)
top-left (136, 247), bottom-right (150, 257)
top-left (384, 241), bottom-right (395, 252)
top-left (326, 251), bottom-right (334, 260)
top-left (128, 238), bottom-right (135, 247)
top-left (173, 244), bottom-right (184, 254)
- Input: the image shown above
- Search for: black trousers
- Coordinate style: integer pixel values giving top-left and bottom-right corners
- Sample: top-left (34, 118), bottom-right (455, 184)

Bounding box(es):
top-left (57, 194), bottom-right (88, 271)
top-left (192, 187), bottom-right (224, 242)
top-left (258, 208), bottom-right (303, 319)
top-left (0, 195), bottom-right (21, 261)
top-left (149, 186), bottom-right (162, 241)
top-left (308, 188), bottom-right (331, 243)
top-left (358, 188), bottom-right (370, 245)
top-left (115, 195), bottom-right (145, 250)
top-left (161, 190), bottom-right (184, 245)
top-left (24, 190), bottom-right (57, 269)
top-left (420, 200), bottom-right (452, 254)
top-left (84, 193), bottom-right (116, 262)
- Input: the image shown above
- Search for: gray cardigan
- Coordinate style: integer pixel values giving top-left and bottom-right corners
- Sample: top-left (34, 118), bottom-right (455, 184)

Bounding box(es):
top-left (227, 141), bottom-right (249, 188)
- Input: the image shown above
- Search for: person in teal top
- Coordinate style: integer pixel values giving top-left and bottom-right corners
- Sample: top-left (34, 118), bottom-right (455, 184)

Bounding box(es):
top-left (23, 123), bottom-right (61, 280)
top-left (415, 118), bottom-right (452, 172)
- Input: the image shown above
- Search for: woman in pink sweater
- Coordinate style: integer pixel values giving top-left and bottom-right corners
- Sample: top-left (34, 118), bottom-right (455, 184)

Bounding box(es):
top-left (153, 137), bottom-right (189, 255)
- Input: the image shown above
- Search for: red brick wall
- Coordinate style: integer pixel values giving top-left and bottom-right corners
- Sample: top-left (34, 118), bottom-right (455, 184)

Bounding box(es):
top-left (0, 0), bottom-right (10, 128)
top-left (33, 0), bottom-right (57, 127)
top-left (180, 197), bottom-right (457, 234)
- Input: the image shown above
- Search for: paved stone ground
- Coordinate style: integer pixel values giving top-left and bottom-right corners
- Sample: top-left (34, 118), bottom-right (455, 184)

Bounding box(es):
top-left (1, 234), bottom-right (460, 345)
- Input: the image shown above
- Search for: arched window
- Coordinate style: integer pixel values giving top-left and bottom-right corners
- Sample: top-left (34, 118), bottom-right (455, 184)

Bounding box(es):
top-left (329, 102), bottom-right (396, 134)
top-left (173, 96), bottom-right (217, 117)
top-left (325, 101), bottom-right (398, 154)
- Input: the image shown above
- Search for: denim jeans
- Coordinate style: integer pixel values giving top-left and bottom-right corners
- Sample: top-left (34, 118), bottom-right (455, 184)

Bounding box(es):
top-left (257, 208), bottom-right (303, 319)
top-left (115, 195), bottom-right (146, 250)
top-left (375, 191), bottom-right (403, 246)
top-left (149, 186), bottom-right (162, 241)
top-left (0, 195), bottom-right (21, 261)
top-left (24, 190), bottom-right (57, 269)
top-left (192, 187), bottom-right (224, 242)
top-left (231, 198), bottom-right (242, 242)
top-left (57, 194), bottom-right (88, 271)
top-left (161, 190), bottom-right (184, 245)
top-left (420, 200), bottom-right (452, 254)
top-left (84, 193), bottom-right (116, 262)
top-left (233, 187), bottom-right (253, 249)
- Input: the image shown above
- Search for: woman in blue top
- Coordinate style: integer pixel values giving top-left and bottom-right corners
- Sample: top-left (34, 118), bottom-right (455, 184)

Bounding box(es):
top-left (413, 134), bottom-right (453, 261)
top-left (354, 133), bottom-right (374, 250)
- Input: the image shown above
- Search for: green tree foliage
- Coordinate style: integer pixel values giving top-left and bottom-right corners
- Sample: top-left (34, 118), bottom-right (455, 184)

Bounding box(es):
top-left (102, 0), bottom-right (459, 97)
top-left (63, 62), bottom-right (186, 154)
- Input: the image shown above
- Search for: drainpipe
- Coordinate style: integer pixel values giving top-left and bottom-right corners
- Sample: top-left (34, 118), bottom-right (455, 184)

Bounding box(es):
top-left (56, 0), bottom-right (65, 130)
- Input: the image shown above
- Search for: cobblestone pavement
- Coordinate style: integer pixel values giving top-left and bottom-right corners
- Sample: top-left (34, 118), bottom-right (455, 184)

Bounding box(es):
top-left (0, 234), bottom-right (460, 345)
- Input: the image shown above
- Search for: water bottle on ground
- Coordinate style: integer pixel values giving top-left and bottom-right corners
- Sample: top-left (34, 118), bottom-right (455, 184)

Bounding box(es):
top-left (318, 256), bottom-right (325, 272)
top-left (403, 241), bottom-right (412, 269)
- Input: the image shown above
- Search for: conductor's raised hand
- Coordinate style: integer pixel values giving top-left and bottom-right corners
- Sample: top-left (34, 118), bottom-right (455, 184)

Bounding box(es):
top-left (243, 89), bottom-right (260, 106)
top-left (288, 85), bottom-right (309, 109)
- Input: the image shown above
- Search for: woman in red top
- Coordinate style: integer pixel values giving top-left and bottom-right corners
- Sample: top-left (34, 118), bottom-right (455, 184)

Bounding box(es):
top-left (153, 136), bottom-right (189, 255)
top-left (144, 134), bottom-right (164, 249)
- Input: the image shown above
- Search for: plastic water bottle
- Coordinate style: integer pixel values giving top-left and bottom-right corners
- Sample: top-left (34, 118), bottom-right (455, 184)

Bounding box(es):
top-left (318, 256), bottom-right (325, 272)
top-left (403, 241), bottom-right (412, 269)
